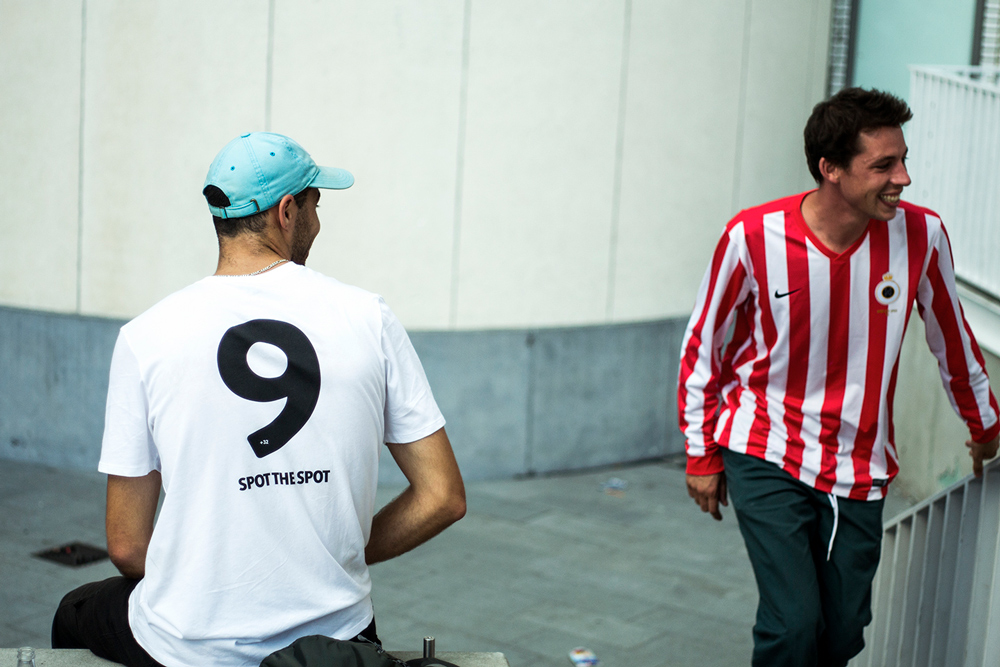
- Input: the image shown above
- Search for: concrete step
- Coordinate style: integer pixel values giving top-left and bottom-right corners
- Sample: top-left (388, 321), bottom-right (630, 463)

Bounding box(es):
top-left (391, 652), bottom-right (509, 666)
top-left (0, 649), bottom-right (509, 667)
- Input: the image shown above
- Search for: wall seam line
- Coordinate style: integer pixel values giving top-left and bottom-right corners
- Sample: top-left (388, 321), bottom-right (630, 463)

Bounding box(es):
top-left (448, 0), bottom-right (473, 329)
top-left (524, 332), bottom-right (536, 474)
top-left (605, 0), bottom-right (633, 322)
top-left (76, 0), bottom-right (88, 314)
top-left (730, 0), bottom-right (753, 214)
top-left (665, 329), bottom-right (674, 457)
top-left (265, 0), bottom-right (275, 131)
top-left (804, 0), bottom-right (819, 111)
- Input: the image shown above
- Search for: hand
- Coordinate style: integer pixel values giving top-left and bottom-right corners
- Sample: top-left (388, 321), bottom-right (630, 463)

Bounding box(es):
top-left (967, 435), bottom-right (1000, 478)
top-left (686, 472), bottom-right (728, 521)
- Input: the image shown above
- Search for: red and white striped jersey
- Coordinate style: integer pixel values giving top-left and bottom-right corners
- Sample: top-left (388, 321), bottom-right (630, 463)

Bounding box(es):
top-left (678, 192), bottom-right (999, 500)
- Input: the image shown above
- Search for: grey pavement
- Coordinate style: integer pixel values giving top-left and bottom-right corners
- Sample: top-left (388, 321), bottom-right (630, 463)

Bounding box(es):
top-left (0, 649), bottom-right (509, 666)
top-left (0, 457), bottom-right (914, 666)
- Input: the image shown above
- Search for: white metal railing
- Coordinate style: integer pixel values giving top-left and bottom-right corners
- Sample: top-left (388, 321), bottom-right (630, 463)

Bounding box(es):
top-left (852, 456), bottom-right (1000, 666)
top-left (907, 66), bottom-right (1000, 301)
top-left (981, 0), bottom-right (1000, 68)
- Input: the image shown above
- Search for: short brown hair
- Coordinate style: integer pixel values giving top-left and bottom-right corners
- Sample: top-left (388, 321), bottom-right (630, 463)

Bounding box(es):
top-left (804, 88), bottom-right (912, 183)
top-left (206, 187), bottom-right (310, 237)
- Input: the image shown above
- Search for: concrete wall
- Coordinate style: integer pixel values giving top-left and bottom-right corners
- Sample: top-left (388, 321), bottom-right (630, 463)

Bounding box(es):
top-left (0, 0), bottom-right (835, 479)
top-left (0, 308), bottom-right (120, 469)
top-left (0, 305), bottom-right (687, 481)
top-left (7, 295), bottom-right (998, 496)
top-left (893, 310), bottom-right (1000, 501)
top-left (853, 0), bottom-right (979, 100)
top-left (0, 0), bottom-right (830, 330)
top-left (2, 1), bottom-right (994, 506)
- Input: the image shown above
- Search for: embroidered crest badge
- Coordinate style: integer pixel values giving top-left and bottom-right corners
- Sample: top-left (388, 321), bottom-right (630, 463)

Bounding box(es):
top-left (874, 272), bottom-right (901, 306)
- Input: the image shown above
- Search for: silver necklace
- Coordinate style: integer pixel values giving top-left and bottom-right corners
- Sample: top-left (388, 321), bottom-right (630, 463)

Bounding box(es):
top-left (230, 259), bottom-right (288, 277)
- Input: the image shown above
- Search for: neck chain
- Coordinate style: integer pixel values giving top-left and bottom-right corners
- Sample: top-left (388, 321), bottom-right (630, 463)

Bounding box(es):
top-left (228, 259), bottom-right (288, 277)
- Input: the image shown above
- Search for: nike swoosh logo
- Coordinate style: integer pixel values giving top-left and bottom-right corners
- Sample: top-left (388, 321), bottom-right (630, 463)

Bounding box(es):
top-left (774, 288), bottom-right (800, 299)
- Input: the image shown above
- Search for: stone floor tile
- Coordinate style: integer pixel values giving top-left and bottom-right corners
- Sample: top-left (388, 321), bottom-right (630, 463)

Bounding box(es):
top-left (1, 457), bottom-right (914, 665)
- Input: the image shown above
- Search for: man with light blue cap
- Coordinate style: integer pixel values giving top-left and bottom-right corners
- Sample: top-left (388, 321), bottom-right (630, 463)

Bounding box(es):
top-left (52, 132), bottom-right (466, 667)
top-left (201, 132), bottom-right (355, 272)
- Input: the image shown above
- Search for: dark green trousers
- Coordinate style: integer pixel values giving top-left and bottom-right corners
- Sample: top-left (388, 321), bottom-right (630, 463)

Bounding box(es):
top-left (721, 448), bottom-right (884, 667)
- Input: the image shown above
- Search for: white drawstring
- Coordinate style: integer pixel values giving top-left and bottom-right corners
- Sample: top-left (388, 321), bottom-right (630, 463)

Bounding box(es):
top-left (827, 493), bottom-right (839, 561)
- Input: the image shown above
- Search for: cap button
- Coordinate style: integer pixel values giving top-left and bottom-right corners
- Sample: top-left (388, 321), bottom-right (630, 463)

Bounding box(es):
top-left (241, 133), bottom-right (251, 138)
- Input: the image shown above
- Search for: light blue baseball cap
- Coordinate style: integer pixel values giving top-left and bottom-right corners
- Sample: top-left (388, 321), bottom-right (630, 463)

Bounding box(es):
top-left (203, 132), bottom-right (354, 219)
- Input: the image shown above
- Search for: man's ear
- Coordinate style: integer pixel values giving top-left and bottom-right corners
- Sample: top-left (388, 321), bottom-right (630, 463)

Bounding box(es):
top-left (276, 194), bottom-right (298, 231)
top-left (818, 157), bottom-right (841, 185)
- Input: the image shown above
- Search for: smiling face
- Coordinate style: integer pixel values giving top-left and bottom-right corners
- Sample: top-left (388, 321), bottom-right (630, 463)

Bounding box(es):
top-left (827, 126), bottom-right (911, 222)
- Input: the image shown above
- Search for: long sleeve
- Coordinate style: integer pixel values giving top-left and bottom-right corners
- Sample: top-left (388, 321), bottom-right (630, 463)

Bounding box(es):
top-left (916, 220), bottom-right (1000, 443)
top-left (678, 222), bottom-right (752, 475)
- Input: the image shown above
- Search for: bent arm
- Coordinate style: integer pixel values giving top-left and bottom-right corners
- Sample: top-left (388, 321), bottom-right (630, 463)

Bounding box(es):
top-left (366, 427), bottom-right (466, 565)
top-left (916, 223), bottom-right (1000, 445)
top-left (106, 471), bottom-right (161, 579)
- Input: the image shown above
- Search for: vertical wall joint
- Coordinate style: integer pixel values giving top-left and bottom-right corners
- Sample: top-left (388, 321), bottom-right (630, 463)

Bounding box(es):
top-left (605, 0), bottom-right (632, 321)
top-left (448, 0), bottom-right (472, 329)
top-left (76, 0), bottom-right (88, 314)
top-left (265, 0), bottom-right (275, 131)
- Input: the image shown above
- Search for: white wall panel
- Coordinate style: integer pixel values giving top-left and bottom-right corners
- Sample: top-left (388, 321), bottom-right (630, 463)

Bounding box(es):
top-left (79, 0), bottom-right (269, 318)
top-left (3, 0), bottom-right (834, 330)
top-left (734, 0), bottom-right (830, 210)
top-left (271, 1), bottom-right (465, 330)
top-left (610, 0), bottom-right (748, 321)
top-left (454, 0), bottom-right (626, 328)
top-left (0, 0), bottom-right (82, 313)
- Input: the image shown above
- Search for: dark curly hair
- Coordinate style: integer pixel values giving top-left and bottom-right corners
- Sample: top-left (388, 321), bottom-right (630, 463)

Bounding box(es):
top-left (804, 88), bottom-right (912, 183)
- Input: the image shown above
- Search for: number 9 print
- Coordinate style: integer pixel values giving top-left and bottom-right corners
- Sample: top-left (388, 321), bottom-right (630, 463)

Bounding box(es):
top-left (217, 319), bottom-right (321, 458)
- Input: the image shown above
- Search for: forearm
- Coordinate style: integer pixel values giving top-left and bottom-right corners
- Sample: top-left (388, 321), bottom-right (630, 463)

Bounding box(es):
top-left (106, 471), bottom-right (161, 580)
top-left (679, 379), bottom-right (723, 475)
top-left (365, 484), bottom-right (466, 565)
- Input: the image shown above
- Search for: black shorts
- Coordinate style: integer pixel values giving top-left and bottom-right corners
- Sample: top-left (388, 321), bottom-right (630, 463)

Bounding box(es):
top-left (52, 576), bottom-right (164, 667)
top-left (52, 576), bottom-right (381, 666)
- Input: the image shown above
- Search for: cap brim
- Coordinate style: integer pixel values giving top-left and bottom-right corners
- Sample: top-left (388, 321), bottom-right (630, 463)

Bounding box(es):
top-left (310, 166), bottom-right (354, 190)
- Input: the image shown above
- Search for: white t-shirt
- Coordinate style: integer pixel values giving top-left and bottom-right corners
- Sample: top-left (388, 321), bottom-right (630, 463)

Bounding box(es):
top-left (98, 263), bottom-right (446, 667)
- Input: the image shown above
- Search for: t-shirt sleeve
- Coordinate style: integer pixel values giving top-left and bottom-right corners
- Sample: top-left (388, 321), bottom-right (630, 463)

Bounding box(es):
top-left (98, 331), bottom-right (160, 476)
top-left (379, 298), bottom-right (447, 444)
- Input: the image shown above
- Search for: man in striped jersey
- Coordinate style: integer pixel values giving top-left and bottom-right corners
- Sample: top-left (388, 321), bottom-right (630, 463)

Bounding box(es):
top-left (678, 88), bottom-right (999, 666)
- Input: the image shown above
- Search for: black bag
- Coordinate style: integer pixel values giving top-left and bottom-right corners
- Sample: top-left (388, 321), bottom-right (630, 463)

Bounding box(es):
top-left (259, 635), bottom-right (405, 667)
top-left (259, 635), bottom-right (460, 667)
